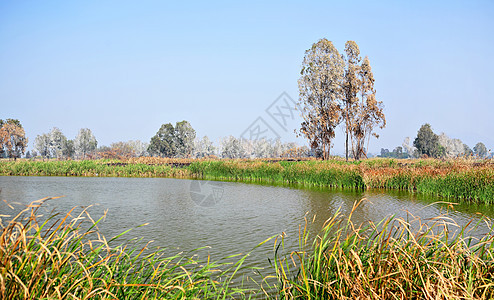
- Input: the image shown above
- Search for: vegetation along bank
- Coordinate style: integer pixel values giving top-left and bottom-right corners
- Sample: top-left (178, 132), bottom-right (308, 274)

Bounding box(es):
top-left (1, 157), bottom-right (493, 203)
top-left (2, 198), bottom-right (493, 299)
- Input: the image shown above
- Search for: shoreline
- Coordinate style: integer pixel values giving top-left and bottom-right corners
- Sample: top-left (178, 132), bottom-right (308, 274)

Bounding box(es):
top-left (1, 157), bottom-right (493, 203)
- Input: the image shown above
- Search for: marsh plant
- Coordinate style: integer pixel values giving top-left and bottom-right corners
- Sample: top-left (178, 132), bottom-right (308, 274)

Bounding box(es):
top-left (1, 198), bottom-right (494, 299)
top-left (0, 197), bottom-right (264, 299)
top-left (269, 200), bottom-right (494, 299)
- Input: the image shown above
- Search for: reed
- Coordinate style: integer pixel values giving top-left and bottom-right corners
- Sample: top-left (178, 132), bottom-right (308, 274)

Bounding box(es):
top-left (1, 158), bottom-right (493, 202)
top-left (2, 198), bottom-right (494, 299)
top-left (0, 198), bottom-right (262, 299)
top-left (0, 160), bottom-right (190, 178)
top-left (269, 200), bottom-right (494, 299)
top-left (188, 160), bottom-right (364, 189)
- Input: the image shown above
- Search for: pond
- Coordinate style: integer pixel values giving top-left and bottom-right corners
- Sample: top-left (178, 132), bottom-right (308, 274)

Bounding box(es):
top-left (1, 176), bottom-right (493, 284)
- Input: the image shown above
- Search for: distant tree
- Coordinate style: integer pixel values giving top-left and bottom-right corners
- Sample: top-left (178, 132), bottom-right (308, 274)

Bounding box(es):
top-left (25, 151), bottom-right (31, 159)
top-left (272, 139), bottom-right (283, 158)
top-left (298, 38), bottom-right (345, 160)
top-left (63, 139), bottom-right (75, 159)
top-left (148, 123), bottom-right (177, 157)
top-left (463, 144), bottom-right (473, 157)
top-left (74, 128), bottom-right (97, 159)
top-left (438, 133), bottom-right (469, 157)
top-left (128, 140), bottom-right (149, 157)
top-left (473, 142), bottom-right (488, 158)
top-left (253, 139), bottom-right (273, 158)
top-left (281, 144), bottom-right (309, 158)
top-left (0, 119), bottom-right (28, 159)
top-left (379, 146), bottom-right (409, 159)
top-left (194, 136), bottom-right (216, 158)
top-left (413, 124), bottom-right (444, 158)
top-left (174, 121), bottom-right (196, 158)
top-left (402, 137), bottom-right (417, 158)
top-left (148, 121), bottom-right (196, 158)
top-left (35, 133), bottom-right (51, 159)
top-left (110, 141), bottom-right (136, 157)
top-left (220, 136), bottom-right (245, 159)
top-left (49, 127), bottom-right (67, 159)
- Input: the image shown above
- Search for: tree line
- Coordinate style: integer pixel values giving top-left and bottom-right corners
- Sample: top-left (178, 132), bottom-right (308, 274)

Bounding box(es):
top-left (0, 119), bottom-right (308, 160)
top-left (147, 121), bottom-right (309, 159)
top-left (1, 118), bottom-right (491, 160)
top-left (380, 123), bottom-right (491, 159)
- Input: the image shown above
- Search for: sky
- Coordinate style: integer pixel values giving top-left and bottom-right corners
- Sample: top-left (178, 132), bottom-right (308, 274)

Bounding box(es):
top-left (1, 0), bottom-right (493, 155)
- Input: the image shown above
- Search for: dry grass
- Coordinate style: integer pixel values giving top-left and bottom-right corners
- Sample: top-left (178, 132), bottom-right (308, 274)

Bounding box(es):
top-left (1, 157), bottom-right (493, 202)
top-left (268, 199), bottom-right (494, 299)
top-left (0, 198), bottom-right (261, 299)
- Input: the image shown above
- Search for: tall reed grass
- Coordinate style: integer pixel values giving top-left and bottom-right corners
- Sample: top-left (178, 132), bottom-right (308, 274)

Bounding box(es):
top-left (1, 158), bottom-right (493, 202)
top-left (2, 198), bottom-right (494, 298)
top-left (269, 200), bottom-right (494, 299)
top-left (0, 198), bottom-right (264, 299)
top-left (0, 159), bottom-right (189, 178)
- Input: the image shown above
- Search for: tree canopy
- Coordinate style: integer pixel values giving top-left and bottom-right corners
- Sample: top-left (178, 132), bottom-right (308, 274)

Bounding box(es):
top-left (148, 121), bottom-right (196, 158)
top-left (0, 119), bottom-right (28, 159)
top-left (474, 142), bottom-right (488, 158)
top-left (413, 124), bottom-right (444, 158)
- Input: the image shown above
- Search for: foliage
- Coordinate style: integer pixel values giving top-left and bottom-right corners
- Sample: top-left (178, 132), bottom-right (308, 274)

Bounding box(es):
top-left (438, 133), bottom-right (471, 158)
top-left (220, 136), bottom-right (246, 159)
top-left (378, 146), bottom-right (409, 158)
top-left (148, 121), bottom-right (196, 158)
top-left (2, 158), bottom-right (494, 203)
top-left (298, 39), bottom-right (385, 160)
top-left (349, 56), bottom-right (386, 160)
top-left (0, 159), bottom-right (189, 178)
top-left (49, 127), bottom-right (68, 159)
top-left (474, 142), bottom-right (488, 158)
top-left (174, 120), bottom-right (196, 158)
top-left (34, 133), bottom-right (51, 159)
top-left (414, 123), bottom-right (444, 158)
top-left (0, 198), bottom-right (262, 299)
top-left (99, 140), bottom-right (149, 159)
top-left (298, 38), bottom-right (345, 159)
top-left (194, 136), bottom-right (216, 158)
top-left (74, 128), bottom-right (98, 159)
top-left (0, 119), bottom-right (28, 159)
top-left (271, 200), bottom-right (494, 299)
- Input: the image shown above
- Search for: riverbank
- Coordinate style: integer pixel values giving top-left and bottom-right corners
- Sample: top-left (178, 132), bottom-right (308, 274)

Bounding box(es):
top-left (2, 198), bottom-right (493, 299)
top-left (1, 158), bottom-right (493, 203)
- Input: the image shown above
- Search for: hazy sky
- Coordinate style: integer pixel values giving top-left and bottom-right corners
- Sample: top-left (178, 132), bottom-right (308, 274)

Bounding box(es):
top-left (1, 1), bottom-right (493, 155)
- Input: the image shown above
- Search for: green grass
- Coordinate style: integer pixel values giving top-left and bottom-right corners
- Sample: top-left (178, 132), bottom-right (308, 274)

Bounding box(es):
top-left (1, 158), bottom-right (494, 203)
top-left (0, 197), bottom-right (271, 299)
top-left (269, 200), bottom-right (494, 299)
top-left (0, 159), bottom-right (189, 178)
top-left (2, 198), bottom-right (494, 299)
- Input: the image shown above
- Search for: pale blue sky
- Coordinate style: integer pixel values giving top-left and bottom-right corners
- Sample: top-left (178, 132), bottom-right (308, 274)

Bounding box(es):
top-left (1, 0), bottom-right (493, 154)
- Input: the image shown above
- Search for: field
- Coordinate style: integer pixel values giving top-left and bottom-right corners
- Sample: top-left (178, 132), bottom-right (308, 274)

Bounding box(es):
top-left (1, 157), bottom-right (493, 203)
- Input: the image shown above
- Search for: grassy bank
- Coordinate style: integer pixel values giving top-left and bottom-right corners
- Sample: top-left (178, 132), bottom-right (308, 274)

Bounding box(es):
top-left (2, 199), bottom-right (493, 299)
top-left (0, 159), bottom-right (189, 178)
top-left (1, 158), bottom-right (494, 203)
top-left (189, 158), bottom-right (494, 204)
